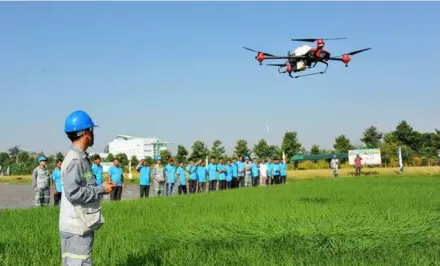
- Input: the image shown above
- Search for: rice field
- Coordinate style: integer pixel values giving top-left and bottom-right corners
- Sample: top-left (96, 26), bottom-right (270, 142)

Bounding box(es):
top-left (1, 175), bottom-right (440, 265)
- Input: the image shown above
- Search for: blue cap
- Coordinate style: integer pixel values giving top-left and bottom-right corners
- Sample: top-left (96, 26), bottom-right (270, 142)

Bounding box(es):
top-left (64, 110), bottom-right (98, 133)
top-left (333, 154), bottom-right (336, 158)
top-left (156, 156), bottom-right (161, 161)
top-left (244, 156), bottom-right (249, 160)
top-left (37, 156), bottom-right (47, 163)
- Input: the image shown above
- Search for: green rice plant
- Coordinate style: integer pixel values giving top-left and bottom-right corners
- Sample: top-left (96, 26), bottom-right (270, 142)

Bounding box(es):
top-left (1, 176), bottom-right (440, 265)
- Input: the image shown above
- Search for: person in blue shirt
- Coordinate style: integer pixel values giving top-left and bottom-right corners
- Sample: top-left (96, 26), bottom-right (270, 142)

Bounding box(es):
top-left (187, 159), bottom-right (198, 194)
top-left (266, 158), bottom-right (274, 185)
top-left (272, 158), bottom-right (281, 184)
top-left (196, 160), bottom-right (207, 193)
top-left (237, 156), bottom-right (245, 188)
top-left (217, 158), bottom-right (227, 190)
top-left (226, 160), bottom-right (233, 189)
top-left (165, 157), bottom-right (177, 196)
top-left (52, 159), bottom-right (63, 206)
top-left (231, 158), bottom-right (238, 189)
top-left (91, 155), bottom-right (103, 186)
top-left (251, 158), bottom-right (259, 187)
top-left (136, 159), bottom-right (151, 198)
top-left (280, 159), bottom-right (287, 184)
top-left (108, 158), bottom-right (124, 201)
top-left (207, 157), bottom-right (218, 192)
top-left (176, 161), bottom-right (187, 195)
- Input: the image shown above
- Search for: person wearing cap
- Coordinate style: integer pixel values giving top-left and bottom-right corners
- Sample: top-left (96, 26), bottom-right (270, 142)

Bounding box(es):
top-left (91, 155), bottom-right (103, 186)
top-left (330, 154), bottom-right (339, 178)
top-left (207, 157), bottom-right (218, 192)
top-left (165, 157), bottom-right (177, 196)
top-left (354, 154), bottom-right (362, 176)
top-left (237, 156), bottom-right (245, 188)
top-left (230, 158), bottom-right (238, 188)
top-left (280, 159), bottom-right (287, 184)
top-left (176, 161), bottom-right (187, 195)
top-left (52, 159), bottom-right (63, 206)
top-left (251, 158), bottom-right (259, 187)
top-left (136, 159), bottom-right (151, 198)
top-left (187, 159), bottom-right (198, 194)
top-left (243, 156), bottom-right (252, 188)
top-left (32, 155), bottom-right (51, 207)
top-left (59, 110), bottom-right (114, 266)
top-left (152, 156), bottom-right (166, 196)
top-left (217, 158), bottom-right (227, 190)
top-left (196, 160), bottom-right (207, 193)
top-left (108, 158), bottom-right (124, 201)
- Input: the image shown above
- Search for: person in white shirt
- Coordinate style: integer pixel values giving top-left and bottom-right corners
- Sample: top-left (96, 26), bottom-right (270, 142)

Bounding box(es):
top-left (259, 159), bottom-right (268, 186)
top-left (330, 154), bottom-right (339, 178)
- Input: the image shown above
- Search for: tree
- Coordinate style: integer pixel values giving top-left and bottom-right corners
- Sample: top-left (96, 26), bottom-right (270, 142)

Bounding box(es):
top-left (130, 155), bottom-right (139, 168)
top-left (234, 139), bottom-right (251, 158)
top-left (393, 120), bottom-right (414, 146)
top-left (105, 153), bottom-right (114, 162)
top-left (17, 151), bottom-right (30, 164)
top-left (268, 145), bottom-right (282, 159)
top-left (333, 135), bottom-right (353, 153)
top-left (55, 152), bottom-right (64, 161)
top-left (0, 152), bottom-right (10, 166)
top-left (175, 145), bottom-right (188, 163)
top-left (210, 140), bottom-right (226, 159)
top-left (144, 156), bottom-right (154, 166)
top-left (253, 139), bottom-right (271, 159)
top-left (160, 150), bottom-right (172, 162)
top-left (190, 141), bottom-right (209, 161)
top-left (361, 126), bottom-right (383, 148)
top-left (310, 145), bottom-right (321, 155)
top-left (281, 131), bottom-right (302, 159)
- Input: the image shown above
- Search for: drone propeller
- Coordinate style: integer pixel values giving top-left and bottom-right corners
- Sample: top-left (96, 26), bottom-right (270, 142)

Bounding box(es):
top-left (333, 47), bottom-right (371, 57)
top-left (242, 47), bottom-right (275, 57)
top-left (266, 64), bottom-right (286, 67)
top-left (291, 37), bottom-right (347, 42)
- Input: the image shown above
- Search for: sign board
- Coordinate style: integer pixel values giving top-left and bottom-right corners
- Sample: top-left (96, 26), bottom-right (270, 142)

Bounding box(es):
top-left (348, 148), bottom-right (381, 166)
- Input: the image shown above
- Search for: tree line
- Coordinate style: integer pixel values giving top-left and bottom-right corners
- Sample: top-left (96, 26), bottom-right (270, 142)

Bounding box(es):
top-left (1, 120), bottom-right (439, 175)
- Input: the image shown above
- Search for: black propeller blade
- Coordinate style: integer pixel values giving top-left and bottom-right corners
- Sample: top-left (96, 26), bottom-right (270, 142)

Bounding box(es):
top-left (242, 47), bottom-right (275, 57)
top-left (334, 47), bottom-right (371, 57)
top-left (291, 37), bottom-right (347, 42)
top-left (266, 64), bottom-right (286, 67)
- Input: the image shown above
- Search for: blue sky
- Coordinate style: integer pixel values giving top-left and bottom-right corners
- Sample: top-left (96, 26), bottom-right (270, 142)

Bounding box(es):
top-left (1, 2), bottom-right (439, 155)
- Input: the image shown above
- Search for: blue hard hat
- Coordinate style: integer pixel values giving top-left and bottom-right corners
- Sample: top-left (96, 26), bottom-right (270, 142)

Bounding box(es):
top-left (64, 110), bottom-right (98, 133)
top-left (244, 156), bottom-right (249, 160)
top-left (333, 154), bottom-right (336, 158)
top-left (37, 156), bottom-right (47, 163)
top-left (156, 156), bottom-right (161, 161)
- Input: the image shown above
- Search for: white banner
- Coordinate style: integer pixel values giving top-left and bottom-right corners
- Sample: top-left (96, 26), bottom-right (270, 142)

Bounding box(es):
top-left (348, 148), bottom-right (382, 166)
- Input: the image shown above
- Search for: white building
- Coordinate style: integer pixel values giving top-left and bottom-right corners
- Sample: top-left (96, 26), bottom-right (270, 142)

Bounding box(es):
top-left (107, 135), bottom-right (170, 160)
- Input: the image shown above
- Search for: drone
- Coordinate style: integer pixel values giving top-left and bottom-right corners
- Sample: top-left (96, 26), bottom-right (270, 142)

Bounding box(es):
top-left (243, 38), bottom-right (371, 79)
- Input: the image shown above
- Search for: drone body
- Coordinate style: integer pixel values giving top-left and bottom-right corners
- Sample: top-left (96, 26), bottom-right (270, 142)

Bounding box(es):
top-left (244, 38), bottom-right (371, 79)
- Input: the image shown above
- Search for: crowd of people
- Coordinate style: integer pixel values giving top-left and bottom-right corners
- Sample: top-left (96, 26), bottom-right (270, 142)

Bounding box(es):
top-left (89, 154), bottom-right (288, 200)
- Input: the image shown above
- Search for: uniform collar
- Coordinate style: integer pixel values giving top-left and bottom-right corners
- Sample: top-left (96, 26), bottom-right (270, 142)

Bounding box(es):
top-left (71, 144), bottom-right (88, 159)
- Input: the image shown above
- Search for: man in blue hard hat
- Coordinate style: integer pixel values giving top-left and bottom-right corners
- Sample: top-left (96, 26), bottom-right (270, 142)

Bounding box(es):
top-left (59, 110), bottom-right (114, 266)
top-left (32, 155), bottom-right (50, 207)
top-left (330, 154), bottom-right (339, 178)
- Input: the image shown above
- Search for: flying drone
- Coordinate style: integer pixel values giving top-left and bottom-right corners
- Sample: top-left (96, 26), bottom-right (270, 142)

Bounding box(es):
top-left (243, 38), bottom-right (371, 78)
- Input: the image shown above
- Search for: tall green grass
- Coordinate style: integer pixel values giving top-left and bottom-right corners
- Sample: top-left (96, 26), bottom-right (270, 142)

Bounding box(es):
top-left (1, 176), bottom-right (440, 265)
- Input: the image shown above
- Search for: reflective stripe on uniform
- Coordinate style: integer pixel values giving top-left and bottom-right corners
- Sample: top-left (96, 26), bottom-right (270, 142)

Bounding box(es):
top-left (62, 253), bottom-right (91, 260)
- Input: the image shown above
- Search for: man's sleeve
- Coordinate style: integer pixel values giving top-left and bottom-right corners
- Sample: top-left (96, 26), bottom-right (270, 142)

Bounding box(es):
top-left (32, 168), bottom-right (37, 189)
top-left (63, 159), bottom-right (105, 205)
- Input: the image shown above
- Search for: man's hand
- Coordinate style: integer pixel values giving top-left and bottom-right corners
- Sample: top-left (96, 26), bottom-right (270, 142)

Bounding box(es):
top-left (102, 181), bottom-right (115, 194)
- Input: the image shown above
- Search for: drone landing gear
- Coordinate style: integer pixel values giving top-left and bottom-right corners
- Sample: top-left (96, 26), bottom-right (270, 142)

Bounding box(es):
top-left (289, 61), bottom-right (328, 79)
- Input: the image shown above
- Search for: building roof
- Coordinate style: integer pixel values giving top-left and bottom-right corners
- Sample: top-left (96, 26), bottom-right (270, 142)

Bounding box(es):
top-left (114, 135), bottom-right (171, 144)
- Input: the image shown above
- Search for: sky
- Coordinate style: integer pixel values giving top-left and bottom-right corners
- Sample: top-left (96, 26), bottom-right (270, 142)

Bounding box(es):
top-left (1, 2), bottom-right (440, 156)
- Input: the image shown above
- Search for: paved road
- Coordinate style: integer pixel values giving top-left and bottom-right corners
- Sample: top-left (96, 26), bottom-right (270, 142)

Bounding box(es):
top-left (0, 183), bottom-right (147, 210)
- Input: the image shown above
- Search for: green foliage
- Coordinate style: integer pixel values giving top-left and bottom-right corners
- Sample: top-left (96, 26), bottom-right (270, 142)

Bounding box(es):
top-left (190, 141), bottom-right (209, 161)
top-left (210, 140), bottom-right (226, 159)
top-left (253, 139), bottom-right (271, 159)
top-left (2, 176), bottom-right (440, 265)
top-left (175, 145), bottom-right (188, 163)
top-left (144, 156), bottom-right (154, 167)
top-left (333, 135), bottom-right (353, 153)
top-left (130, 156), bottom-right (139, 168)
top-left (234, 139), bottom-right (251, 158)
top-left (281, 131), bottom-right (301, 159)
top-left (115, 153), bottom-right (129, 167)
top-left (310, 144), bottom-right (321, 155)
top-left (160, 149), bottom-right (172, 162)
top-left (105, 153), bottom-right (114, 162)
top-left (361, 126), bottom-right (383, 148)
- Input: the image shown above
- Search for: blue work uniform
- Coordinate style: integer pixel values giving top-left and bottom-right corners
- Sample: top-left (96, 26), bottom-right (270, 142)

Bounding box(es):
top-left (207, 163), bottom-right (217, 181)
top-left (52, 167), bottom-right (62, 193)
top-left (138, 166), bottom-right (151, 186)
top-left (217, 164), bottom-right (226, 181)
top-left (188, 165), bottom-right (198, 180)
top-left (251, 162), bottom-right (259, 178)
top-left (108, 165), bottom-right (123, 186)
top-left (177, 166), bottom-right (186, 186)
top-left (197, 166), bottom-right (207, 183)
top-left (273, 163), bottom-right (281, 176)
top-left (226, 165), bottom-right (233, 182)
top-left (267, 162), bottom-right (273, 177)
top-left (165, 164), bottom-right (176, 183)
top-left (237, 161), bottom-right (245, 177)
top-left (91, 164), bottom-right (103, 185)
top-left (231, 162), bottom-right (238, 178)
top-left (280, 163), bottom-right (287, 176)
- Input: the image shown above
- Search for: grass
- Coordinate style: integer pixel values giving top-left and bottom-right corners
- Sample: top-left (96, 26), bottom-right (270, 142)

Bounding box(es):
top-left (2, 166), bottom-right (440, 184)
top-left (1, 176), bottom-right (440, 265)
